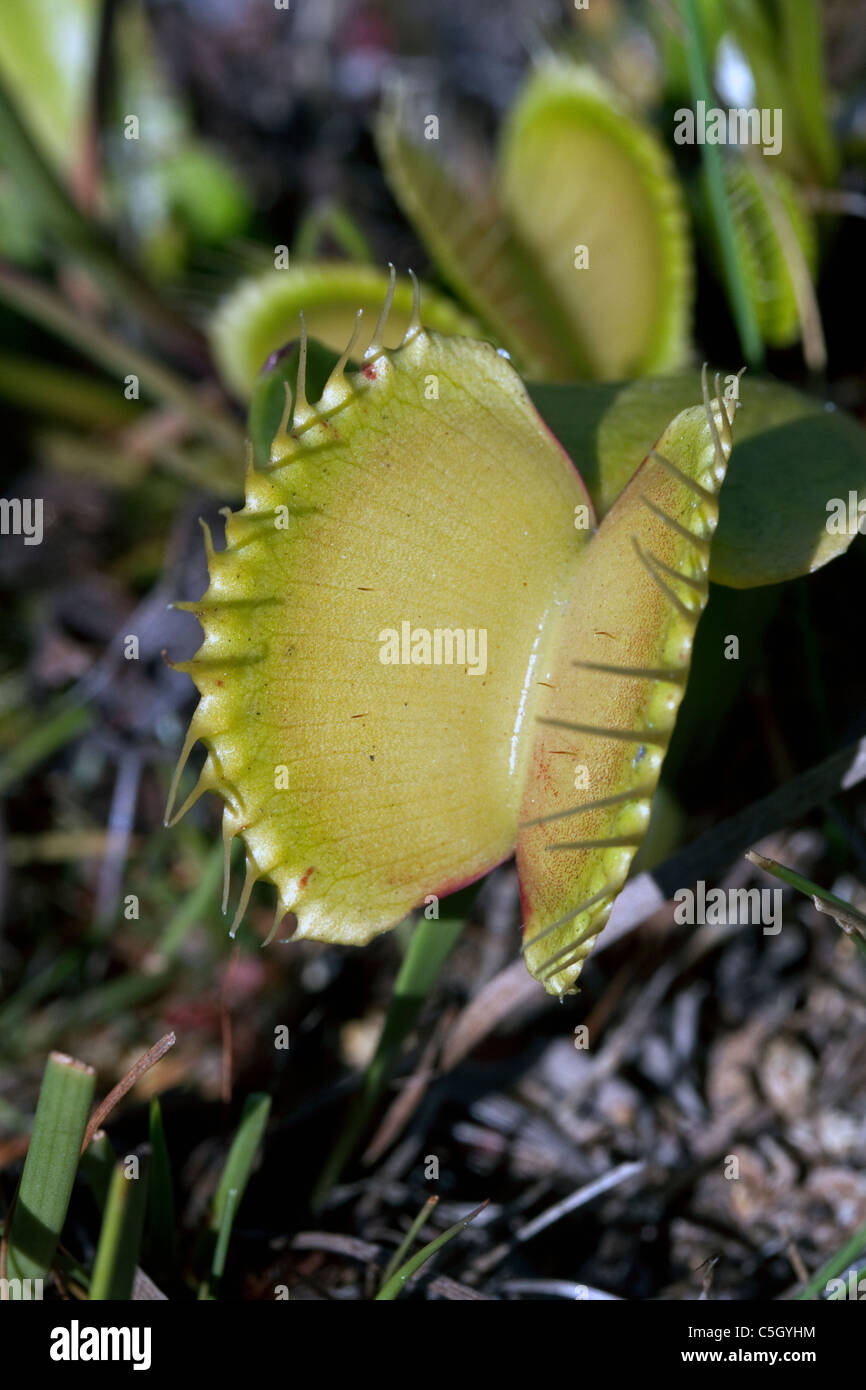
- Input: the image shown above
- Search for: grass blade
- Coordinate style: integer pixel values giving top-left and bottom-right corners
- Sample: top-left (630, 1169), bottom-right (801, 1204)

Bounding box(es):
top-left (679, 0), bottom-right (764, 367)
top-left (747, 850), bottom-right (866, 960)
top-left (312, 887), bottom-right (475, 1210)
top-left (80, 1129), bottom-right (116, 1212)
top-left (198, 1092), bottom-right (270, 1299)
top-left (147, 1097), bottom-right (177, 1272)
top-left (0, 700), bottom-right (91, 797)
top-left (378, 1195), bottom-right (439, 1290)
top-left (4, 1051), bottom-right (95, 1291)
top-left (208, 1187), bottom-right (239, 1297)
top-left (150, 841), bottom-right (225, 965)
top-left (90, 1147), bottom-right (151, 1301)
top-left (374, 1200), bottom-right (488, 1300)
top-left (797, 1218), bottom-right (866, 1300)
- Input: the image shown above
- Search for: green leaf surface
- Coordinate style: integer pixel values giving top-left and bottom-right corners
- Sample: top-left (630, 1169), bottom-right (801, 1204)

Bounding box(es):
top-left (528, 373), bottom-right (866, 588)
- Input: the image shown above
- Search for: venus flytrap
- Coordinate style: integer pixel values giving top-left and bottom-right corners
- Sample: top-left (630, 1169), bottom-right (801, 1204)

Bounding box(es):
top-left (517, 376), bottom-right (739, 992)
top-left (374, 82), bottom-right (577, 381)
top-left (211, 61), bottom-right (692, 392)
top-left (168, 266), bottom-right (765, 997)
top-left (169, 285), bottom-right (592, 957)
top-left (210, 261), bottom-right (480, 401)
top-left (166, 272), bottom-right (866, 992)
top-left (497, 63), bottom-right (692, 379)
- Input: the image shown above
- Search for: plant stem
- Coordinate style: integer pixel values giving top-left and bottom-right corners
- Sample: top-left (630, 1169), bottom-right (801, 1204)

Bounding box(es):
top-left (82, 1032), bottom-right (176, 1152)
top-left (746, 849), bottom-right (866, 958)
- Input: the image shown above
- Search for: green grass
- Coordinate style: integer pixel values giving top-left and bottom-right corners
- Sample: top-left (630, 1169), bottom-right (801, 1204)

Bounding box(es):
top-left (4, 1051), bottom-right (95, 1291)
top-left (90, 1148), bottom-right (151, 1300)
